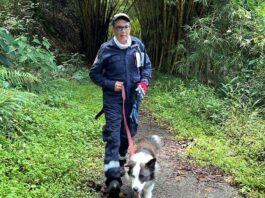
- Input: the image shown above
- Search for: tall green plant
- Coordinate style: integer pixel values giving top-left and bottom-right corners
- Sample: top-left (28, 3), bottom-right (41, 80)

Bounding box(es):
top-left (0, 28), bottom-right (57, 74)
top-left (175, 2), bottom-right (265, 85)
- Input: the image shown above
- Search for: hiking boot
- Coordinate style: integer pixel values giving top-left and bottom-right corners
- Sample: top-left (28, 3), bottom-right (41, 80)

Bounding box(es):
top-left (119, 159), bottom-right (126, 177)
top-left (120, 166), bottom-right (125, 177)
top-left (107, 180), bottom-right (121, 198)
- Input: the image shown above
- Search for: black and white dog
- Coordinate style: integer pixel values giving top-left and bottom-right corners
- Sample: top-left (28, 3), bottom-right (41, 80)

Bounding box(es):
top-left (126, 135), bottom-right (161, 198)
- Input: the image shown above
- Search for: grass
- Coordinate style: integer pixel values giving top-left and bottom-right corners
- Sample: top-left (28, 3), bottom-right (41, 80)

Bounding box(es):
top-left (144, 73), bottom-right (265, 197)
top-left (1, 73), bottom-right (264, 197)
top-left (0, 79), bottom-right (104, 197)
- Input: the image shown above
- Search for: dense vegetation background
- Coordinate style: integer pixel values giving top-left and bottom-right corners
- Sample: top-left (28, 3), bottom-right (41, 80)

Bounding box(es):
top-left (0, 0), bottom-right (264, 197)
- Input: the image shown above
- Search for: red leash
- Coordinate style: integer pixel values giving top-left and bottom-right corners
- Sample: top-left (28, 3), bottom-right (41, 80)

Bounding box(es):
top-left (122, 85), bottom-right (141, 197)
top-left (121, 85), bottom-right (135, 156)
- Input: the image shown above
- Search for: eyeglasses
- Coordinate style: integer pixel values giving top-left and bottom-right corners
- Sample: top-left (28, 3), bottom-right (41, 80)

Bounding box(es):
top-left (114, 25), bottom-right (130, 32)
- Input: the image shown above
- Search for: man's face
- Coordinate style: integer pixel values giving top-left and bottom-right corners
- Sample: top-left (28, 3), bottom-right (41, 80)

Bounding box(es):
top-left (113, 19), bottom-right (131, 44)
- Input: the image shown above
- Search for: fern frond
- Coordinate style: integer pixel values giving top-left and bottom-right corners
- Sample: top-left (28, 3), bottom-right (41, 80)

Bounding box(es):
top-left (0, 88), bottom-right (26, 125)
top-left (0, 89), bottom-right (24, 110)
top-left (0, 66), bottom-right (40, 88)
top-left (0, 88), bottom-right (29, 138)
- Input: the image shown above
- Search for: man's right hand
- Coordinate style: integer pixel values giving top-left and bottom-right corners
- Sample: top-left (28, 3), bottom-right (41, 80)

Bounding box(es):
top-left (114, 81), bottom-right (124, 92)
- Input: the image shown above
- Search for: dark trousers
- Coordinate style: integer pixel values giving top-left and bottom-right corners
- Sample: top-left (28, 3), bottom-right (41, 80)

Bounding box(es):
top-left (103, 102), bottom-right (136, 182)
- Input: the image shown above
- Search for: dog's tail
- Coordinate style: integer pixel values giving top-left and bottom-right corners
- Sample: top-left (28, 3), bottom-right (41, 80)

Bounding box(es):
top-left (150, 135), bottom-right (161, 150)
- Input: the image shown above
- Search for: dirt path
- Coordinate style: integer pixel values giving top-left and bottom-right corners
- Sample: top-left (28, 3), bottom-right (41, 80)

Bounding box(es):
top-left (130, 112), bottom-right (240, 198)
top-left (95, 111), bottom-right (241, 198)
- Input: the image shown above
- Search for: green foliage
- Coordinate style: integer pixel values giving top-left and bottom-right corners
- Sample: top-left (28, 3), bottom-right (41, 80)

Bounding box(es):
top-left (0, 0), bottom-right (39, 36)
top-left (0, 28), bottom-right (57, 75)
top-left (0, 65), bottom-right (40, 89)
top-left (145, 73), bottom-right (265, 196)
top-left (136, 1), bottom-right (265, 104)
top-left (165, 1), bottom-right (265, 116)
top-left (145, 73), bottom-right (224, 138)
top-left (220, 77), bottom-right (263, 115)
top-left (0, 88), bottom-right (32, 138)
top-left (54, 53), bottom-right (89, 83)
top-left (0, 79), bottom-right (104, 197)
top-left (0, 28), bottom-right (16, 67)
top-left (176, 2), bottom-right (265, 84)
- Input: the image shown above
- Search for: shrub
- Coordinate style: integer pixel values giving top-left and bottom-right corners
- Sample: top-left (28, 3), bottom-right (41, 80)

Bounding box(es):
top-left (0, 28), bottom-right (57, 75)
top-left (145, 73), bottom-right (265, 196)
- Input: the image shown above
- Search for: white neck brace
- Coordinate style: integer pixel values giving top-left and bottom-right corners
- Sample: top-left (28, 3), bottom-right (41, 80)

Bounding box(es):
top-left (114, 36), bottom-right (132, 49)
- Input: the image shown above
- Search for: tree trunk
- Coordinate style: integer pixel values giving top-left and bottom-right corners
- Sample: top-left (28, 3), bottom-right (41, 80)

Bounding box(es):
top-left (76, 0), bottom-right (127, 64)
top-left (135, 0), bottom-right (209, 74)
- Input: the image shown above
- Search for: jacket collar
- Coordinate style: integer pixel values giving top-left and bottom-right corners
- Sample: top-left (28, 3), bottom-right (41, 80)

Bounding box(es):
top-left (110, 36), bottom-right (138, 48)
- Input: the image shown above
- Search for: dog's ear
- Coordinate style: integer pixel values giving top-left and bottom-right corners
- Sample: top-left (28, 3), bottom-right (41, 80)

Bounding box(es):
top-left (146, 158), bottom-right (156, 171)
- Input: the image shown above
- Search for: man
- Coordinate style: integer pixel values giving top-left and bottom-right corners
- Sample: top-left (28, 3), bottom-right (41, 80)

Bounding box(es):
top-left (89, 13), bottom-right (152, 197)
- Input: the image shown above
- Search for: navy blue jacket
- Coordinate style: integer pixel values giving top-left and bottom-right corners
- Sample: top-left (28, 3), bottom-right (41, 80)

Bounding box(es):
top-left (89, 36), bottom-right (152, 104)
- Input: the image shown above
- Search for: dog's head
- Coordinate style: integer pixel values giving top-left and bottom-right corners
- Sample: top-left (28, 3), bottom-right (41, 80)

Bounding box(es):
top-left (126, 157), bottom-right (156, 193)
